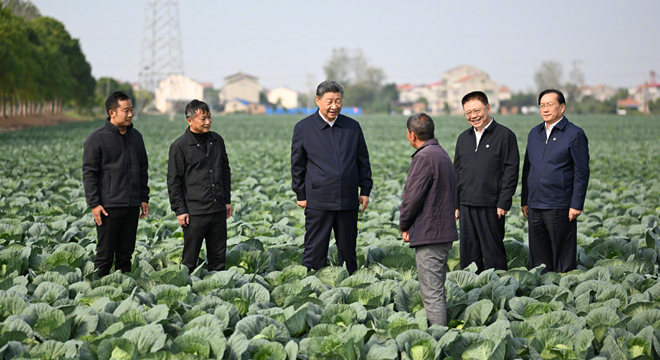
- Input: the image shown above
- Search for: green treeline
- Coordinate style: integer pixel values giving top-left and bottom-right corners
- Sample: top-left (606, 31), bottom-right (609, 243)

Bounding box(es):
top-left (0, 4), bottom-right (95, 117)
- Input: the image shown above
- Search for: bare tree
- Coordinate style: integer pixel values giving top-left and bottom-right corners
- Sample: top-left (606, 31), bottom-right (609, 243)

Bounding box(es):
top-left (1, 0), bottom-right (41, 20)
top-left (534, 60), bottom-right (564, 92)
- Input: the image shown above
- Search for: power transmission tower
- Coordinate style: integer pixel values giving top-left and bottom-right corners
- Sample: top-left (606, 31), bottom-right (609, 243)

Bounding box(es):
top-left (138, 0), bottom-right (184, 111)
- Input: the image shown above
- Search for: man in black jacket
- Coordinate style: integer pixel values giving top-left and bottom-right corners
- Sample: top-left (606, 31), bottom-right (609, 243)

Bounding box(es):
top-left (454, 91), bottom-right (519, 273)
top-left (167, 100), bottom-right (232, 273)
top-left (82, 91), bottom-right (149, 277)
top-left (290, 80), bottom-right (372, 274)
top-left (400, 113), bottom-right (457, 326)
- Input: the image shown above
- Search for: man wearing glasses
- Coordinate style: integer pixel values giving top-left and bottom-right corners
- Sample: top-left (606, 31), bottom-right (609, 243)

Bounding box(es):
top-left (454, 91), bottom-right (519, 273)
top-left (522, 89), bottom-right (589, 273)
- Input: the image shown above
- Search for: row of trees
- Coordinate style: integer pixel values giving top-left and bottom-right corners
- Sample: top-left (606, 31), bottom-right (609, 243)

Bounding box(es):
top-left (0, 1), bottom-right (96, 117)
top-left (322, 48), bottom-right (398, 113)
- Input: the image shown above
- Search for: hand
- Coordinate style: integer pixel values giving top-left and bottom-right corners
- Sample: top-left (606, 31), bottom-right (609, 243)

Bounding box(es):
top-left (568, 208), bottom-right (582, 221)
top-left (140, 202), bottom-right (149, 219)
top-left (359, 196), bottom-right (369, 213)
top-left (226, 204), bottom-right (233, 219)
top-left (297, 200), bottom-right (306, 209)
top-left (177, 213), bottom-right (190, 227)
top-left (455, 209), bottom-right (459, 221)
top-left (92, 205), bottom-right (108, 226)
top-left (401, 231), bottom-right (410, 243)
top-left (497, 208), bottom-right (507, 219)
top-left (522, 206), bottom-right (528, 218)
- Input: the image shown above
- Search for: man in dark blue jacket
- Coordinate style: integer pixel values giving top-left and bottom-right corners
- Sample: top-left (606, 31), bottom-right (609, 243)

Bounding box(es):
top-left (522, 89), bottom-right (589, 273)
top-left (291, 80), bottom-right (372, 274)
top-left (82, 91), bottom-right (149, 277)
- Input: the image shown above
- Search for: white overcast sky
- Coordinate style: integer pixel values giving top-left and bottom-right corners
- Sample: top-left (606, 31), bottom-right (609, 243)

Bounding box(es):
top-left (32, 0), bottom-right (660, 93)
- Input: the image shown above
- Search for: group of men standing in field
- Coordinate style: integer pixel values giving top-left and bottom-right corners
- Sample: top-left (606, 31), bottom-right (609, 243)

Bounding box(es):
top-left (82, 80), bottom-right (589, 327)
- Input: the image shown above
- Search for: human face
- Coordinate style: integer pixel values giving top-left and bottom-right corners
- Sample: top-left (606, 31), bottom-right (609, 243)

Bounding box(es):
top-left (463, 99), bottom-right (491, 132)
top-left (539, 93), bottom-right (566, 125)
top-left (316, 92), bottom-right (342, 121)
top-left (187, 109), bottom-right (212, 134)
top-left (108, 99), bottom-right (133, 129)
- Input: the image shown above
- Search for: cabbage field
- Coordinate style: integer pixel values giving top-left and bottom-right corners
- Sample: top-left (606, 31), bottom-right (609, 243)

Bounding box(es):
top-left (0, 114), bottom-right (659, 360)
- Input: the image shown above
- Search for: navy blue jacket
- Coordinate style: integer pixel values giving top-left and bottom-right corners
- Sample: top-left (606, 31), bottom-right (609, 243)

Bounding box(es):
top-left (291, 111), bottom-right (372, 211)
top-left (521, 117), bottom-right (589, 210)
top-left (82, 119), bottom-right (149, 208)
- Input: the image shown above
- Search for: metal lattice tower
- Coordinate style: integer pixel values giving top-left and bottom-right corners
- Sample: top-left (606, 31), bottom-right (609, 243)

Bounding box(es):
top-left (138, 0), bottom-right (184, 94)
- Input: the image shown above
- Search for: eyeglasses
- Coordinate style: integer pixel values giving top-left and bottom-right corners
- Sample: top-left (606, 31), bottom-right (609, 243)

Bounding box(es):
top-left (539, 103), bottom-right (557, 109)
top-left (464, 107), bottom-right (485, 117)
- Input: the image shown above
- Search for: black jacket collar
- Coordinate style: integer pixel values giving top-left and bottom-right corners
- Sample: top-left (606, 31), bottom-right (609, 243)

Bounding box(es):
top-left (185, 127), bottom-right (219, 145)
top-left (104, 117), bottom-right (133, 134)
top-left (314, 110), bottom-right (345, 129)
top-left (411, 138), bottom-right (439, 157)
top-left (467, 118), bottom-right (498, 136)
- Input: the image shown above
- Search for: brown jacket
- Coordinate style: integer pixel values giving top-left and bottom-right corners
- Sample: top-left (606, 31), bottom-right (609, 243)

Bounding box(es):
top-left (399, 139), bottom-right (458, 247)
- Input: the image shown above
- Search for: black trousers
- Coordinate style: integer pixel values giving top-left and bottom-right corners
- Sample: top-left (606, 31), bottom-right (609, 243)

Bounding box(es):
top-left (528, 208), bottom-right (577, 273)
top-left (182, 211), bottom-right (227, 273)
top-left (95, 206), bottom-right (140, 277)
top-left (459, 205), bottom-right (507, 273)
top-left (303, 208), bottom-right (358, 274)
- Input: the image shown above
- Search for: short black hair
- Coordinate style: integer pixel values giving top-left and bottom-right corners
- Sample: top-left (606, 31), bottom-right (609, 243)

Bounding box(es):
top-left (461, 91), bottom-right (489, 107)
top-left (406, 113), bottom-right (435, 141)
top-left (105, 91), bottom-right (131, 115)
top-left (185, 99), bottom-right (211, 119)
top-left (316, 80), bottom-right (344, 98)
top-left (538, 89), bottom-right (566, 105)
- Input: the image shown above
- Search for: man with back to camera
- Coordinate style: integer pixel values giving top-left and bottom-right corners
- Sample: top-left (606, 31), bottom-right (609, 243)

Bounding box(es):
top-left (454, 91), bottom-right (519, 273)
top-left (400, 113), bottom-right (458, 326)
top-left (522, 89), bottom-right (589, 273)
top-left (167, 100), bottom-right (232, 274)
top-left (82, 91), bottom-right (149, 277)
top-left (290, 80), bottom-right (373, 275)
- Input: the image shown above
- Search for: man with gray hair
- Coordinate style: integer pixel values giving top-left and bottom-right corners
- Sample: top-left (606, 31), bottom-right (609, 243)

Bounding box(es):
top-left (167, 99), bottom-right (232, 274)
top-left (291, 80), bottom-right (372, 274)
top-left (400, 113), bottom-right (457, 326)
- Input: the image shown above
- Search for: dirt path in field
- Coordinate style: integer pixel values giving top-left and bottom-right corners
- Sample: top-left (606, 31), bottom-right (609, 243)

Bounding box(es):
top-left (0, 114), bottom-right (92, 132)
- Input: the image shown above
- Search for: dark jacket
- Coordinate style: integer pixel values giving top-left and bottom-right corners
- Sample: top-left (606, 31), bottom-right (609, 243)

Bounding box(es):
top-left (399, 139), bottom-right (458, 247)
top-left (291, 111), bottom-right (372, 211)
top-left (454, 119), bottom-right (520, 210)
top-left (167, 128), bottom-right (231, 216)
top-left (82, 119), bottom-right (149, 208)
top-left (522, 117), bottom-right (589, 210)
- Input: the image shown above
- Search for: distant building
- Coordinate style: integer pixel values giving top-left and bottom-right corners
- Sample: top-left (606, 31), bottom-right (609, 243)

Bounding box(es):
top-left (397, 81), bottom-right (444, 114)
top-left (224, 99), bottom-right (266, 115)
top-left (499, 86), bottom-right (511, 101)
top-left (199, 82), bottom-right (214, 90)
top-left (268, 87), bottom-right (299, 109)
top-left (219, 72), bottom-right (262, 105)
top-left (443, 65), bottom-right (501, 114)
top-left (628, 71), bottom-right (660, 113)
top-left (579, 84), bottom-right (617, 102)
top-left (397, 65), bottom-right (506, 115)
top-left (155, 74), bottom-right (204, 114)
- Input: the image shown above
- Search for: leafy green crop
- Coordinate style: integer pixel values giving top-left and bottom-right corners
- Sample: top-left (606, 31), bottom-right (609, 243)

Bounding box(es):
top-left (0, 114), bottom-right (659, 359)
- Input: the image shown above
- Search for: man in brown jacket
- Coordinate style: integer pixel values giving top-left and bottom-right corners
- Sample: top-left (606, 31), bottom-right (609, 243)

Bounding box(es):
top-left (400, 113), bottom-right (458, 326)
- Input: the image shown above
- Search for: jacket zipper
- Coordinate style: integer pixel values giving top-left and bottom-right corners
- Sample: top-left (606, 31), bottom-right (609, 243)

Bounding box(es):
top-left (537, 127), bottom-right (550, 203)
top-left (330, 126), bottom-right (342, 209)
top-left (123, 134), bottom-right (131, 206)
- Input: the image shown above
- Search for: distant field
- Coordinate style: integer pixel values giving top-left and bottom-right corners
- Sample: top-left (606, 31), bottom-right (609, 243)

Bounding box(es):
top-left (1, 114), bottom-right (660, 359)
